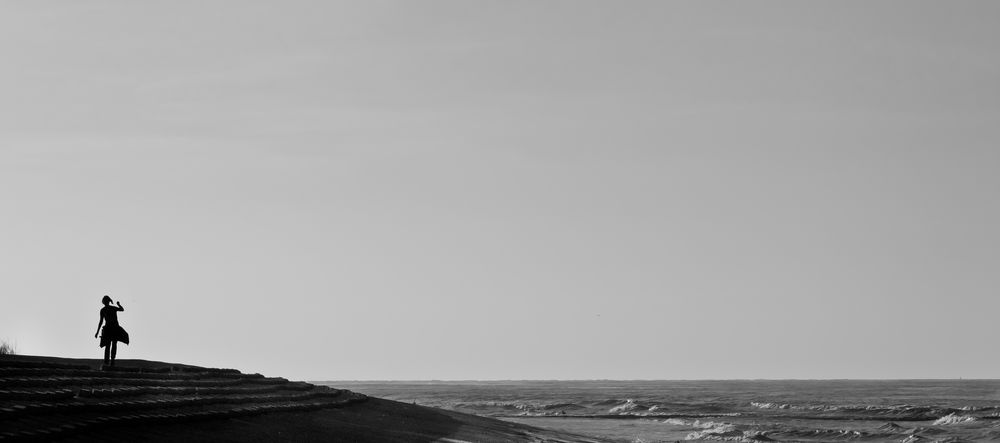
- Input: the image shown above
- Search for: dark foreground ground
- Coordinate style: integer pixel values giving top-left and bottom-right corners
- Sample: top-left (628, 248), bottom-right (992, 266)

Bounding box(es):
top-left (0, 355), bottom-right (606, 442)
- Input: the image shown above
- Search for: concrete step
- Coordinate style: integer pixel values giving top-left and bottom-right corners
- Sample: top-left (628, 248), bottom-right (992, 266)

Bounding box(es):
top-left (0, 375), bottom-right (286, 389)
top-left (0, 389), bottom-right (77, 401)
top-left (0, 361), bottom-right (90, 371)
top-left (0, 387), bottom-right (346, 420)
top-left (76, 381), bottom-right (314, 399)
top-left (0, 391), bottom-right (368, 442)
top-left (0, 367), bottom-right (262, 381)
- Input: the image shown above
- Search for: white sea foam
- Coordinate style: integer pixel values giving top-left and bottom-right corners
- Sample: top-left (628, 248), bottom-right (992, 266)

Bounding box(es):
top-left (685, 425), bottom-right (740, 441)
top-left (609, 399), bottom-right (640, 414)
top-left (685, 425), bottom-right (770, 442)
top-left (682, 420), bottom-right (775, 442)
top-left (750, 402), bottom-right (790, 410)
top-left (932, 413), bottom-right (977, 425)
top-left (663, 418), bottom-right (689, 426)
top-left (692, 420), bottom-right (731, 429)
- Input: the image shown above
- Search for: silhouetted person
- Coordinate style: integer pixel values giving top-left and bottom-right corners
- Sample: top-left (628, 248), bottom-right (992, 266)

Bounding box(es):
top-left (94, 295), bottom-right (129, 368)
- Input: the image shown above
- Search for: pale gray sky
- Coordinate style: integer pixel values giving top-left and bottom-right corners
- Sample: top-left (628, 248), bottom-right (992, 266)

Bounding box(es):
top-left (2, 1), bottom-right (998, 380)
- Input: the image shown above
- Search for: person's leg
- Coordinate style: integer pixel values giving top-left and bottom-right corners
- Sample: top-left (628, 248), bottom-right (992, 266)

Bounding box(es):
top-left (103, 344), bottom-right (110, 366)
top-left (110, 341), bottom-right (117, 366)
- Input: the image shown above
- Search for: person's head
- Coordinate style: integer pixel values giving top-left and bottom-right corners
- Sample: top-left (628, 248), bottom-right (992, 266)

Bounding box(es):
top-left (102, 295), bottom-right (112, 306)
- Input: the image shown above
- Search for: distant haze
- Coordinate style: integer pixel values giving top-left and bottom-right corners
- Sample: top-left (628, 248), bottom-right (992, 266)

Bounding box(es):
top-left (2, 1), bottom-right (998, 381)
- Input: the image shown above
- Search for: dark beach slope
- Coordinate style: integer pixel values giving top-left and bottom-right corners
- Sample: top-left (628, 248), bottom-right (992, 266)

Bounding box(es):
top-left (0, 355), bottom-right (607, 442)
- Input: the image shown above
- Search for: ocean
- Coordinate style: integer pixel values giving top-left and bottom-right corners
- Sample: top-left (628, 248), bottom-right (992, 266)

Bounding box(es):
top-left (323, 380), bottom-right (1000, 442)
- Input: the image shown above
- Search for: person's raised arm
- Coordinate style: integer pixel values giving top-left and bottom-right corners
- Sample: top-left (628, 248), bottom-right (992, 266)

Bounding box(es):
top-left (95, 312), bottom-right (104, 338)
top-left (116, 301), bottom-right (125, 312)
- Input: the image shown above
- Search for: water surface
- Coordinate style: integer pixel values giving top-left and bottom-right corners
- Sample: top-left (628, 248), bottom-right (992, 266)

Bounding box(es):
top-left (324, 380), bottom-right (1000, 442)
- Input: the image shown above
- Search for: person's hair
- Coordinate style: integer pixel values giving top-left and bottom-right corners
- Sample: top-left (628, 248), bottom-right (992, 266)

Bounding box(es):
top-left (102, 295), bottom-right (112, 305)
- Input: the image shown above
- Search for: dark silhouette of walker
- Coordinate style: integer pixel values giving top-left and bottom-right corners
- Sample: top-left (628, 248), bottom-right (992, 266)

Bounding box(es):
top-left (94, 295), bottom-right (129, 367)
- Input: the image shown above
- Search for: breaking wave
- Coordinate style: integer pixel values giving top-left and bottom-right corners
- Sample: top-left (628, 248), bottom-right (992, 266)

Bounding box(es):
top-left (932, 413), bottom-right (978, 425)
top-left (609, 399), bottom-right (643, 413)
top-left (684, 421), bottom-right (771, 442)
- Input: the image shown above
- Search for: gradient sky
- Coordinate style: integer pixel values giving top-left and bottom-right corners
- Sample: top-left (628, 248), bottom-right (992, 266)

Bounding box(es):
top-left (2, 1), bottom-right (998, 381)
